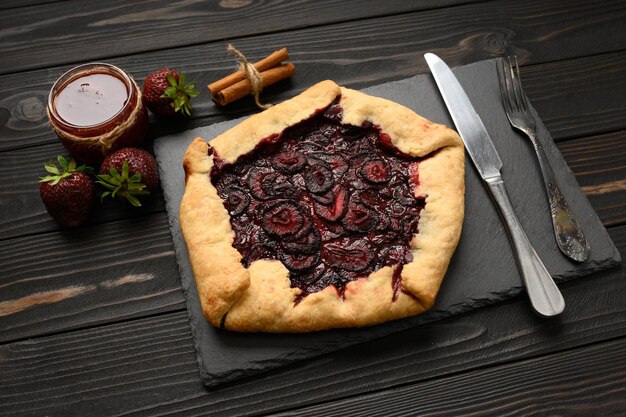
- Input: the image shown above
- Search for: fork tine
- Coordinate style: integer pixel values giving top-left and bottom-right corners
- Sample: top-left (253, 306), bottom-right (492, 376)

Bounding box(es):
top-left (505, 56), bottom-right (518, 110)
top-left (512, 56), bottom-right (529, 112)
top-left (496, 58), bottom-right (514, 116)
top-left (509, 56), bottom-right (525, 113)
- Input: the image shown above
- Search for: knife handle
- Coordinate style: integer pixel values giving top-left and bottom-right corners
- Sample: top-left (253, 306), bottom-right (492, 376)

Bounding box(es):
top-left (485, 176), bottom-right (565, 317)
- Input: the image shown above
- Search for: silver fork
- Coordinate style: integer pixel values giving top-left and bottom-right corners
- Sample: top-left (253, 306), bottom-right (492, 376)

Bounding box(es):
top-left (497, 57), bottom-right (590, 262)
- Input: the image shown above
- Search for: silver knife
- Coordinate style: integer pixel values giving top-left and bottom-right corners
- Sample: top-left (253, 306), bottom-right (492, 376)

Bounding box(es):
top-left (424, 53), bottom-right (565, 317)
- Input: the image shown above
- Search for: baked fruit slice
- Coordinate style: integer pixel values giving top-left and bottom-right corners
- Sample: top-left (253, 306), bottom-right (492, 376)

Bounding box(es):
top-left (180, 80), bottom-right (464, 332)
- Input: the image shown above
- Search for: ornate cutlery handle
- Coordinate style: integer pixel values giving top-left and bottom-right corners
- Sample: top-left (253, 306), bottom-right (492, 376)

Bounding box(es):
top-left (530, 134), bottom-right (590, 262)
top-left (486, 176), bottom-right (565, 317)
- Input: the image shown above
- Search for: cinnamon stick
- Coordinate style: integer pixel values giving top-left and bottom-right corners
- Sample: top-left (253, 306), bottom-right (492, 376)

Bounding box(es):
top-left (212, 63), bottom-right (295, 106)
top-left (208, 47), bottom-right (289, 96)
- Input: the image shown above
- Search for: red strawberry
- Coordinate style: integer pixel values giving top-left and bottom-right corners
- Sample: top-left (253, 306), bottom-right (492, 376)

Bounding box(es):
top-left (96, 147), bottom-right (159, 207)
top-left (39, 156), bottom-right (96, 227)
top-left (142, 68), bottom-right (198, 117)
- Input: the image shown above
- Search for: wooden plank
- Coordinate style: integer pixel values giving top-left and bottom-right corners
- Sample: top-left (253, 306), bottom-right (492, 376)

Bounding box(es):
top-left (1, 3), bottom-right (625, 151)
top-left (0, 73), bottom-right (623, 341)
top-left (520, 55), bottom-right (626, 140)
top-left (0, 130), bottom-right (620, 343)
top-left (1, 1), bottom-right (621, 415)
top-left (558, 131), bottom-right (626, 227)
top-left (276, 338), bottom-right (626, 417)
top-left (0, 225), bottom-right (623, 416)
top-left (0, 140), bottom-right (167, 240)
top-left (0, 213), bottom-right (185, 343)
top-left (0, 0), bottom-right (477, 74)
top-left (0, 0), bottom-right (64, 11)
top-left (1, 120), bottom-right (622, 242)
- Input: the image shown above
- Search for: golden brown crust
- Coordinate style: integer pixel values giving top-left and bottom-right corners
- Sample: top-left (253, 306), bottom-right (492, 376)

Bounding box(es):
top-left (180, 80), bottom-right (464, 332)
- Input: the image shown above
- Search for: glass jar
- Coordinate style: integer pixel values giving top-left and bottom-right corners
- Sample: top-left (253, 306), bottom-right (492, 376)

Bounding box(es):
top-left (47, 63), bottom-right (148, 164)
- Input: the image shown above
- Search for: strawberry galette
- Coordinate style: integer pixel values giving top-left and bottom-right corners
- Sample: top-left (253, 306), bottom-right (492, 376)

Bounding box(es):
top-left (180, 80), bottom-right (464, 332)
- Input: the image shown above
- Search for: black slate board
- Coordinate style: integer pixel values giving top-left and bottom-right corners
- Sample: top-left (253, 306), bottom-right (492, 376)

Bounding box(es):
top-left (154, 59), bottom-right (620, 389)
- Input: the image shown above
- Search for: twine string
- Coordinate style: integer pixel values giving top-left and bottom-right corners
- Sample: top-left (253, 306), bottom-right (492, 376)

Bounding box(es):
top-left (228, 44), bottom-right (272, 110)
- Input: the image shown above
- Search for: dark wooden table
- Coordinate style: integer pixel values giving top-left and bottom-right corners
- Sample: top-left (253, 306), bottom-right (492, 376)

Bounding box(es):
top-left (1, 1), bottom-right (625, 415)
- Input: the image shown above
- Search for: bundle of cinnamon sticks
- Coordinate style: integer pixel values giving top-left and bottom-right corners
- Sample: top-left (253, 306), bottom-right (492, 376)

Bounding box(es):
top-left (208, 47), bottom-right (295, 107)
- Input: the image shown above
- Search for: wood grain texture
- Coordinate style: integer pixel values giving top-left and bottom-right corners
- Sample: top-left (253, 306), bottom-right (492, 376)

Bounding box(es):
top-left (1, 0), bottom-right (625, 151)
top-left (0, 0), bottom-right (62, 11)
top-left (558, 131), bottom-right (626, 227)
top-left (1, 119), bottom-right (622, 242)
top-left (0, 141), bottom-right (166, 240)
top-left (0, 213), bottom-right (184, 343)
top-left (0, 0), bottom-right (475, 74)
top-left (275, 338), bottom-right (626, 417)
top-left (0, 60), bottom-right (624, 343)
top-left (0, 1), bottom-right (624, 414)
top-left (0, 225), bottom-right (623, 415)
top-left (0, 120), bottom-right (621, 343)
top-left (519, 54), bottom-right (626, 140)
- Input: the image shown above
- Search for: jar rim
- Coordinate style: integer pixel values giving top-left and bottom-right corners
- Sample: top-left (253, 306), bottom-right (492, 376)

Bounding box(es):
top-left (48, 62), bottom-right (135, 130)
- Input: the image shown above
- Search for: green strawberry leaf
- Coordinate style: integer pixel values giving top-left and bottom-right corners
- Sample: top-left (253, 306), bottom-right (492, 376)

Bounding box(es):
top-left (96, 161), bottom-right (150, 207)
top-left (126, 193), bottom-right (142, 208)
top-left (67, 158), bottom-right (76, 172)
top-left (57, 155), bottom-right (69, 171)
top-left (44, 161), bottom-right (61, 175)
top-left (159, 71), bottom-right (198, 116)
top-left (166, 73), bottom-right (178, 88)
top-left (40, 156), bottom-right (93, 186)
top-left (76, 165), bottom-right (94, 175)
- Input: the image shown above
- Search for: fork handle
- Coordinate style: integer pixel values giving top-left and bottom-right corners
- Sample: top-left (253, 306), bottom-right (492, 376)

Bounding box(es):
top-left (529, 134), bottom-right (590, 262)
top-left (486, 176), bottom-right (565, 317)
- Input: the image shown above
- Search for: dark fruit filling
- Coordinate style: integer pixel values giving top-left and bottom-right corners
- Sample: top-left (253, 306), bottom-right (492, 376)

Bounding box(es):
top-left (261, 200), bottom-right (307, 238)
top-left (222, 186), bottom-right (250, 216)
top-left (360, 158), bottom-right (390, 183)
top-left (212, 99), bottom-right (426, 301)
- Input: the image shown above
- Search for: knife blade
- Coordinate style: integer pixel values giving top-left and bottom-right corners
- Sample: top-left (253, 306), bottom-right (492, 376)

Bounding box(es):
top-left (424, 53), bottom-right (565, 317)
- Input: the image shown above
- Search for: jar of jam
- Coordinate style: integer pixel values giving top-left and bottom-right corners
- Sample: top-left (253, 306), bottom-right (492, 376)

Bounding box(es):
top-left (47, 63), bottom-right (148, 164)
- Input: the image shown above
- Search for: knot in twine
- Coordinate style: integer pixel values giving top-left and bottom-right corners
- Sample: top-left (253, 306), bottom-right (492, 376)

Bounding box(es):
top-left (228, 44), bottom-right (272, 110)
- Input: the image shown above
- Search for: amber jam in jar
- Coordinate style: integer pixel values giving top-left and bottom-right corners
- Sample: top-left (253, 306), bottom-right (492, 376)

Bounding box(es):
top-left (48, 63), bottom-right (148, 163)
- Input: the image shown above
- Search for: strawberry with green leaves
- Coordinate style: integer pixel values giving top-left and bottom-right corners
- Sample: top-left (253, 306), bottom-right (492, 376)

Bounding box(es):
top-left (39, 156), bottom-right (96, 227)
top-left (142, 68), bottom-right (199, 117)
top-left (96, 148), bottom-right (159, 207)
